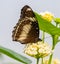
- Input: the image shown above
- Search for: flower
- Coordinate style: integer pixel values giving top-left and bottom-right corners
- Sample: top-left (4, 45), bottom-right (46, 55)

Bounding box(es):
top-left (44, 59), bottom-right (60, 64)
top-left (40, 11), bottom-right (54, 22)
top-left (24, 41), bottom-right (52, 58)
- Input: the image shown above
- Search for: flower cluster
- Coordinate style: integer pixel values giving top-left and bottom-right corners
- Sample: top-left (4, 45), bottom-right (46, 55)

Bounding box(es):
top-left (44, 59), bottom-right (60, 64)
top-left (40, 11), bottom-right (54, 22)
top-left (24, 41), bottom-right (52, 58)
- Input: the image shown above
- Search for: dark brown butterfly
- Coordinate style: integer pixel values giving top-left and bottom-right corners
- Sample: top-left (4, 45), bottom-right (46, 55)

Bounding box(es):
top-left (12, 5), bottom-right (41, 44)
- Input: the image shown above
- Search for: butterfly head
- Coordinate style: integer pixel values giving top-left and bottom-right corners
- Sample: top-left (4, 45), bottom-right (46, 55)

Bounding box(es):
top-left (20, 5), bottom-right (35, 18)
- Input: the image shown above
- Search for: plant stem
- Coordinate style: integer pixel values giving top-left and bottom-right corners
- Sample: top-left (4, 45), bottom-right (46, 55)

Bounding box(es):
top-left (48, 36), bottom-right (55, 64)
top-left (42, 31), bottom-right (45, 64)
top-left (42, 31), bottom-right (45, 43)
top-left (41, 58), bottom-right (44, 64)
top-left (48, 53), bottom-right (53, 64)
top-left (36, 58), bottom-right (39, 64)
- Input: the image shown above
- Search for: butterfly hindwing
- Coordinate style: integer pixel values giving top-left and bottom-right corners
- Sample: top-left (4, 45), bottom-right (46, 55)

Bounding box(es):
top-left (12, 17), bottom-right (39, 44)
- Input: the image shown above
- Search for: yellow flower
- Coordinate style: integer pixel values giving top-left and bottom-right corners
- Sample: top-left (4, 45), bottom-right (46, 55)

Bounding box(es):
top-left (44, 59), bottom-right (60, 64)
top-left (24, 41), bottom-right (52, 58)
top-left (40, 11), bottom-right (54, 22)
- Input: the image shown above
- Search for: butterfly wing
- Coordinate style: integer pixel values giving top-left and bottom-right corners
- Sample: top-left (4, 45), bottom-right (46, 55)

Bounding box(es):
top-left (12, 5), bottom-right (41, 44)
top-left (12, 17), bottom-right (40, 44)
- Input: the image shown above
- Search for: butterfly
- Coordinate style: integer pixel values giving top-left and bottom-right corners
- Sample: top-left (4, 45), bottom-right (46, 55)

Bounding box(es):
top-left (12, 5), bottom-right (41, 44)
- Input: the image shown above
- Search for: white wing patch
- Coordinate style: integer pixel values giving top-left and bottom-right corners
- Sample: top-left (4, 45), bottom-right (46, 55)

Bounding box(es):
top-left (18, 24), bottom-right (31, 41)
top-left (13, 23), bottom-right (21, 40)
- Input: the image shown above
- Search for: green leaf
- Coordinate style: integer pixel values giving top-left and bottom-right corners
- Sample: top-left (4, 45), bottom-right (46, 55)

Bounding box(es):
top-left (34, 12), bottom-right (60, 36)
top-left (0, 46), bottom-right (32, 64)
top-left (54, 18), bottom-right (60, 23)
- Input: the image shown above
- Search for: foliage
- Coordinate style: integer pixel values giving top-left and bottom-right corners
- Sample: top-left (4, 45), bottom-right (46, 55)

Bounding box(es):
top-left (34, 12), bottom-right (60, 36)
top-left (0, 46), bottom-right (32, 64)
